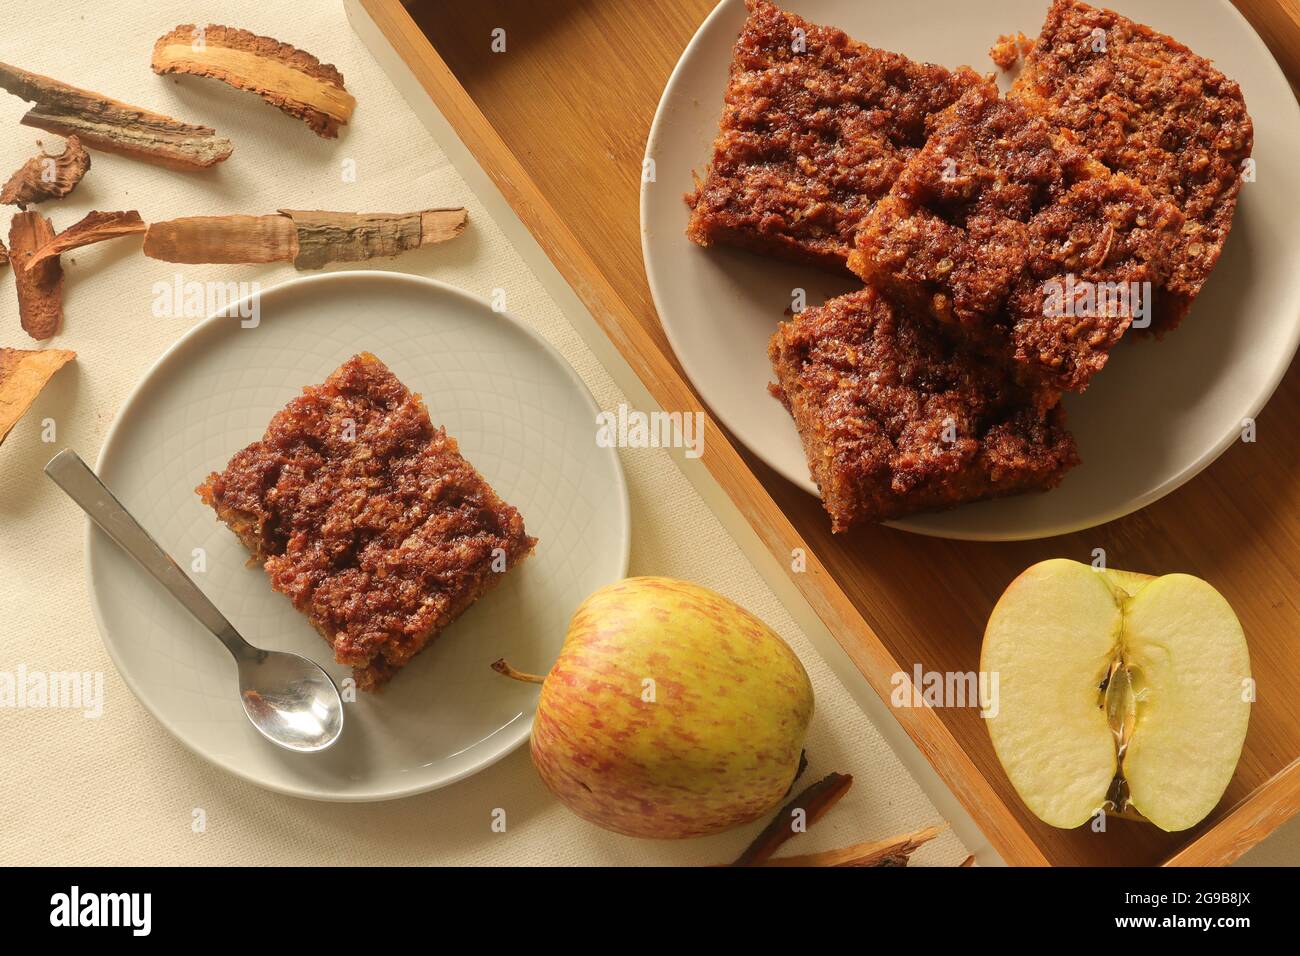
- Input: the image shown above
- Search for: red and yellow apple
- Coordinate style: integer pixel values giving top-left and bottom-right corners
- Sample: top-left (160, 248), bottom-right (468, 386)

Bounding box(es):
top-left (500, 577), bottom-right (814, 839)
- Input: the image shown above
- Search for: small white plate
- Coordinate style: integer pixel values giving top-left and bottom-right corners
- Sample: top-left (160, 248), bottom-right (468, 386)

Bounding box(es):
top-left (642, 0), bottom-right (1300, 540)
top-left (87, 271), bottom-right (630, 801)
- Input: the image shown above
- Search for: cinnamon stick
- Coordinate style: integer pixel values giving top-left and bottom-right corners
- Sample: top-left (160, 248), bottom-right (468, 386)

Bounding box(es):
top-left (9, 211), bottom-right (64, 340)
top-left (0, 60), bottom-right (233, 170)
top-left (152, 25), bottom-right (356, 138)
top-left (0, 348), bottom-right (75, 445)
top-left (733, 771), bottom-right (853, 866)
top-left (28, 211), bottom-right (146, 271)
top-left (1, 136), bottom-right (90, 208)
top-left (141, 208), bottom-right (467, 270)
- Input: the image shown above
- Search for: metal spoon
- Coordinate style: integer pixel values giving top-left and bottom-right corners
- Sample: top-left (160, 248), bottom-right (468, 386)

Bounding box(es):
top-left (45, 449), bottom-right (344, 753)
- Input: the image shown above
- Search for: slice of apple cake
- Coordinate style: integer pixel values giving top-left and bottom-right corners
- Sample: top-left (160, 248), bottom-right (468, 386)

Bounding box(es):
top-left (768, 288), bottom-right (1078, 531)
top-left (686, 0), bottom-right (990, 270)
top-left (197, 352), bottom-right (536, 690)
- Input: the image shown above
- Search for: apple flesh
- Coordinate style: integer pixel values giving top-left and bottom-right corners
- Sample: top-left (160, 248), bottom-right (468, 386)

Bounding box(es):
top-left (982, 559), bottom-right (1250, 832)
top-left (525, 577), bottom-right (814, 839)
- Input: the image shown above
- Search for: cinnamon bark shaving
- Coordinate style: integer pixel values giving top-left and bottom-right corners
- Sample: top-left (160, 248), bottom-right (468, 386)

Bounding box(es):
top-left (733, 771), bottom-right (853, 866)
top-left (0, 60), bottom-right (232, 169)
top-left (0, 238), bottom-right (8, 268)
top-left (152, 25), bottom-right (355, 138)
top-left (754, 826), bottom-right (942, 867)
top-left (0, 347), bottom-right (75, 444)
top-left (1, 136), bottom-right (90, 208)
top-left (9, 212), bottom-right (64, 340)
top-left (28, 211), bottom-right (146, 271)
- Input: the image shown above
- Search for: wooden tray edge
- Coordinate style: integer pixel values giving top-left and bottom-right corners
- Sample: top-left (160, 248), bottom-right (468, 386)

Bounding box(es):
top-left (1164, 757), bottom-right (1300, 866)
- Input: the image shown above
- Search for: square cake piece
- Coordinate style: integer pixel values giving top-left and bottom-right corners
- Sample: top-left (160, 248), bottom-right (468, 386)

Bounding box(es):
top-left (686, 0), bottom-right (990, 269)
top-left (848, 84), bottom-right (1185, 405)
top-left (1011, 0), bottom-right (1253, 331)
top-left (197, 353), bottom-right (536, 690)
top-left (769, 288), bottom-right (1079, 531)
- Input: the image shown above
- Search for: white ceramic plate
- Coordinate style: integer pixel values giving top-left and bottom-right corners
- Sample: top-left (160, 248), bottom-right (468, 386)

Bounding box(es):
top-left (87, 272), bottom-right (630, 800)
top-left (642, 0), bottom-right (1300, 540)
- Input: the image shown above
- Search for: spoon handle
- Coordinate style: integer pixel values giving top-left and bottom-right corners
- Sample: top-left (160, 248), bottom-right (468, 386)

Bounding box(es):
top-left (45, 449), bottom-right (246, 656)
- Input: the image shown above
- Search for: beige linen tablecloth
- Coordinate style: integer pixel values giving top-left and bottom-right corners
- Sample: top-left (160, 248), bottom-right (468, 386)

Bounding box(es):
top-left (3, 0), bottom-right (1295, 870)
top-left (0, 0), bottom-right (973, 866)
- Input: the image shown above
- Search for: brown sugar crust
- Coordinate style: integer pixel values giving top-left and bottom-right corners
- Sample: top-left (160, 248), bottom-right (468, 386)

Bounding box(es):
top-left (849, 84), bottom-right (1184, 404)
top-left (1011, 0), bottom-right (1253, 328)
top-left (197, 353), bottom-right (536, 690)
top-left (768, 288), bottom-right (1078, 531)
top-left (685, 0), bottom-right (990, 269)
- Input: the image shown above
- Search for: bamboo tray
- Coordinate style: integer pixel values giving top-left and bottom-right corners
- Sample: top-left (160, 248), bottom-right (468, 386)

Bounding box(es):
top-left (355, 0), bottom-right (1300, 865)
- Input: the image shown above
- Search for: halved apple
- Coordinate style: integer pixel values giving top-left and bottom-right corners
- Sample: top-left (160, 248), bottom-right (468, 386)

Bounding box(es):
top-left (981, 559), bottom-right (1251, 832)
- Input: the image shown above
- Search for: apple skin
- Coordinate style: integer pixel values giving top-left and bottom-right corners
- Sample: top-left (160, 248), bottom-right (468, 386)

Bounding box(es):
top-left (529, 577), bottom-right (814, 839)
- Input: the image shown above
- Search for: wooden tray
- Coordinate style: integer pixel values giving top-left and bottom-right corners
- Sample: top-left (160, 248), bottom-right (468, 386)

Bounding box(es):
top-left (358, 0), bottom-right (1300, 865)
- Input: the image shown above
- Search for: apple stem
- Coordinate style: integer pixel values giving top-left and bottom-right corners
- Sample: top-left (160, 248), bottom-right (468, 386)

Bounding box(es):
top-left (491, 658), bottom-right (546, 684)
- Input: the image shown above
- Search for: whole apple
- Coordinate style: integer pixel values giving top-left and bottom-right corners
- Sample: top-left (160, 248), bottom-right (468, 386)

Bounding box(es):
top-left (525, 577), bottom-right (814, 839)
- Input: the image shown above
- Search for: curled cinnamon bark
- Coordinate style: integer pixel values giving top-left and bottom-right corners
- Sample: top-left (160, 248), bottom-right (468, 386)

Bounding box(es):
top-left (28, 211), bottom-right (146, 271)
top-left (9, 212), bottom-right (63, 340)
top-left (152, 25), bottom-right (355, 138)
top-left (0, 136), bottom-right (90, 208)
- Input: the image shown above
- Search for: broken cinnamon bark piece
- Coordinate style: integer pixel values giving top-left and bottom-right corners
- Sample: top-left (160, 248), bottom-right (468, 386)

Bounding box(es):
top-left (8, 211), bottom-right (64, 341)
top-left (0, 238), bottom-right (8, 268)
top-left (0, 136), bottom-right (90, 208)
top-left (152, 25), bottom-right (356, 138)
top-left (0, 60), bottom-right (233, 170)
top-left (0, 347), bottom-right (75, 445)
top-left (27, 211), bottom-right (146, 271)
top-left (142, 208), bottom-right (468, 269)
top-left (753, 825), bottom-right (942, 867)
top-left (733, 772), bottom-right (854, 866)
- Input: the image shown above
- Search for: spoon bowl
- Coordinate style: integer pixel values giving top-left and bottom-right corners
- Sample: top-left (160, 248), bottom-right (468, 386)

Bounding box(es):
top-left (45, 449), bottom-right (345, 753)
top-left (236, 649), bottom-right (345, 752)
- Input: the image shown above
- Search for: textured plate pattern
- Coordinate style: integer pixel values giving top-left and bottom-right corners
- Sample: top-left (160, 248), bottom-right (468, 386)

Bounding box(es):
top-left (87, 272), bottom-right (630, 800)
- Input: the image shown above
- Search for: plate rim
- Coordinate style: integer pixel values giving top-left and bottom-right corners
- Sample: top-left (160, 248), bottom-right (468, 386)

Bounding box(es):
top-left (84, 269), bottom-right (632, 802)
top-left (640, 0), bottom-right (1300, 542)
